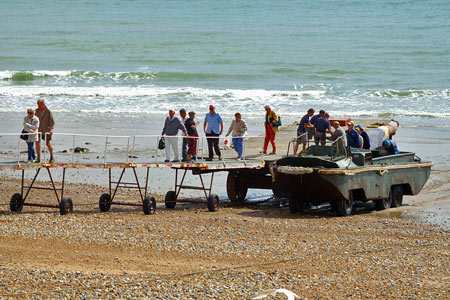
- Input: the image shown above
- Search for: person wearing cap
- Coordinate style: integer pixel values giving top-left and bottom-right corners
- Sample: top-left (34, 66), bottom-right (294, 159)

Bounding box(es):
top-left (346, 121), bottom-right (362, 148)
top-left (263, 105), bottom-right (279, 155)
top-left (185, 111), bottom-right (200, 162)
top-left (225, 112), bottom-right (248, 160)
top-left (314, 112), bottom-right (332, 146)
top-left (382, 139), bottom-right (399, 155)
top-left (355, 125), bottom-right (371, 150)
top-left (35, 99), bottom-right (55, 163)
top-left (162, 109), bottom-right (187, 162)
top-left (203, 105), bottom-right (223, 161)
top-left (23, 108), bottom-right (40, 163)
top-left (179, 108), bottom-right (189, 162)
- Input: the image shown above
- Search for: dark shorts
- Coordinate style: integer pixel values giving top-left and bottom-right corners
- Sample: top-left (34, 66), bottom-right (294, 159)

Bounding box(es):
top-left (314, 131), bottom-right (326, 145)
top-left (297, 131), bottom-right (308, 145)
top-left (41, 133), bottom-right (52, 141)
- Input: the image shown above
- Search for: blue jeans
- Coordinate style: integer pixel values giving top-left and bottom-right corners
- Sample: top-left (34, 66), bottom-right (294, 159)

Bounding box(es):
top-left (232, 137), bottom-right (243, 158)
top-left (27, 142), bottom-right (36, 161)
top-left (182, 137), bottom-right (188, 162)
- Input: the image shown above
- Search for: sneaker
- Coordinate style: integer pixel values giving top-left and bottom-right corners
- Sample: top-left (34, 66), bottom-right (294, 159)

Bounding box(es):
top-left (34, 158), bottom-right (40, 163)
top-left (259, 150), bottom-right (267, 154)
top-left (206, 158), bottom-right (213, 161)
top-left (164, 159), bottom-right (170, 163)
top-left (236, 158), bottom-right (242, 161)
top-left (171, 159), bottom-right (179, 162)
top-left (269, 152), bottom-right (276, 155)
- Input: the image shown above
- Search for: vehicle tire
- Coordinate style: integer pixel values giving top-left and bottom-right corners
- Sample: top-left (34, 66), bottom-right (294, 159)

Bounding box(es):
top-left (390, 185), bottom-right (403, 208)
top-left (375, 196), bottom-right (391, 211)
top-left (143, 196), bottom-right (156, 215)
top-left (207, 194), bottom-right (219, 212)
top-left (99, 193), bottom-right (112, 212)
top-left (165, 191), bottom-right (177, 209)
top-left (336, 193), bottom-right (353, 216)
top-left (59, 197), bottom-right (73, 215)
top-left (288, 196), bottom-right (305, 214)
top-left (226, 172), bottom-right (248, 203)
top-left (10, 193), bottom-right (23, 212)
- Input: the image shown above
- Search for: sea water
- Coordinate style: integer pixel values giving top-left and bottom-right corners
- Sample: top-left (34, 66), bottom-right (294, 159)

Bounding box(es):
top-left (1, 0), bottom-right (449, 140)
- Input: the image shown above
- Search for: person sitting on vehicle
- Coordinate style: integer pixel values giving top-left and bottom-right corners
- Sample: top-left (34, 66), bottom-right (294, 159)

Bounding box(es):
top-left (355, 125), bottom-right (371, 150)
top-left (381, 139), bottom-right (399, 155)
top-left (354, 126), bottom-right (364, 149)
top-left (346, 121), bottom-right (361, 148)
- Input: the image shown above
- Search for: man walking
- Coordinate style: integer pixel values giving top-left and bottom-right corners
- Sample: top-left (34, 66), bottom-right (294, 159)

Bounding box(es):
top-left (179, 108), bottom-right (189, 162)
top-left (35, 99), bottom-right (55, 163)
top-left (203, 105), bottom-right (223, 161)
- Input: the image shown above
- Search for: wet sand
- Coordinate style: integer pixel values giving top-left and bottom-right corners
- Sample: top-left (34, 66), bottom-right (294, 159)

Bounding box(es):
top-left (0, 120), bottom-right (449, 299)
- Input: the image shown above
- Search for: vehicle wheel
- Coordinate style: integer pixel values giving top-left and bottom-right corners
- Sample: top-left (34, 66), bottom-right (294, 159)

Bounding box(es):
top-left (10, 193), bottom-right (23, 212)
top-left (390, 186), bottom-right (403, 208)
top-left (59, 197), bottom-right (73, 215)
top-left (99, 193), bottom-right (112, 212)
top-left (165, 191), bottom-right (177, 209)
top-left (375, 196), bottom-right (391, 211)
top-left (288, 196), bottom-right (305, 214)
top-left (143, 196), bottom-right (156, 215)
top-left (336, 193), bottom-right (353, 216)
top-left (226, 172), bottom-right (248, 202)
top-left (207, 194), bottom-right (219, 212)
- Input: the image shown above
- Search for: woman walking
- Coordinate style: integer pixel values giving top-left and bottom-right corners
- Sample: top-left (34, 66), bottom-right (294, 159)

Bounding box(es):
top-left (225, 112), bottom-right (248, 160)
top-left (23, 108), bottom-right (40, 162)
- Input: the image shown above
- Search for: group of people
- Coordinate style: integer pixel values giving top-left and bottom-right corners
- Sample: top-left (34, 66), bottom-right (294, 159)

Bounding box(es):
top-left (161, 105), bottom-right (248, 162)
top-left (294, 108), bottom-right (399, 155)
top-left (22, 100), bottom-right (399, 164)
top-left (22, 99), bottom-right (55, 163)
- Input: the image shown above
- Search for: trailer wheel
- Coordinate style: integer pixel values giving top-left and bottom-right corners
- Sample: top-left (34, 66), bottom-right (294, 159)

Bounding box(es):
top-left (288, 196), bottom-right (305, 214)
top-left (390, 186), bottom-right (403, 208)
top-left (165, 191), bottom-right (177, 209)
top-left (59, 197), bottom-right (73, 215)
top-left (374, 196), bottom-right (391, 211)
top-left (336, 193), bottom-right (353, 216)
top-left (226, 172), bottom-right (248, 203)
top-left (143, 196), bottom-right (156, 215)
top-left (10, 193), bottom-right (23, 212)
top-left (207, 194), bottom-right (219, 212)
top-left (99, 193), bottom-right (112, 212)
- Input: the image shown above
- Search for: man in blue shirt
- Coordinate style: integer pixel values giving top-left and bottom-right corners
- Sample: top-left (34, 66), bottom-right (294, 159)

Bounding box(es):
top-left (346, 121), bottom-right (362, 148)
top-left (314, 112), bottom-right (332, 146)
top-left (203, 105), bottom-right (224, 161)
top-left (294, 108), bottom-right (315, 156)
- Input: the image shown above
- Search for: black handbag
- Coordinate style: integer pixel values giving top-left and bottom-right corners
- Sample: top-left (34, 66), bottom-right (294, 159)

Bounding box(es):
top-left (158, 137), bottom-right (165, 150)
top-left (20, 129), bottom-right (28, 141)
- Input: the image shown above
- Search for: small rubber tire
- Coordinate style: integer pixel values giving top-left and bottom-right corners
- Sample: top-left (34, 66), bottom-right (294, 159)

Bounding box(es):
top-left (375, 196), bottom-right (391, 211)
top-left (288, 197), bottom-right (305, 214)
top-left (143, 196), bottom-right (156, 215)
top-left (60, 197), bottom-right (73, 215)
top-left (207, 194), bottom-right (219, 212)
top-left (226, 172), bottom-right (248, 203)
top-left (336, 192), bottom-right (353, 216)
top-left (10, 193), bottom-right (23, 212)
top-left (99, 193), bottom-right (112, 212)
top-left (165, 191), bottom-right (177, 209)
top-left (390, 186), bottom-right (403, 208)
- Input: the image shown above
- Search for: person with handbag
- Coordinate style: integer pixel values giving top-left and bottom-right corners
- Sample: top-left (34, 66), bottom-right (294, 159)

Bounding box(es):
top-left (161, 109), bottom-right (187, 162)
top-left (263, 105), bottom-right (279, 155)
top-left (23, 108), bottom-right (40, 163)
